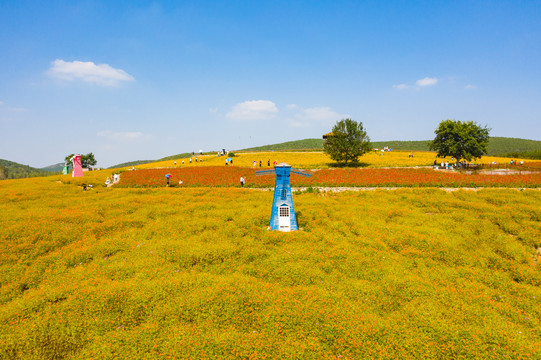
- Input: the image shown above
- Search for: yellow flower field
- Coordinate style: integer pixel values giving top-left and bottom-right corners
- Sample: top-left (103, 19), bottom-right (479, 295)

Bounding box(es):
top-left (1, 176), bottom-right (540, 359)
top-left (126, 151), bottom-right (528, 171)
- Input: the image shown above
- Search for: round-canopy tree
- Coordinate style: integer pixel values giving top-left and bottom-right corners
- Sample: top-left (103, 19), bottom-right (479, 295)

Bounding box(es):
top-left (429, 119), bottom-right (490, 162)
top-left (323, 118), bottom-right (372, 165)
top-left (64, 153), bottom-right (97, 169)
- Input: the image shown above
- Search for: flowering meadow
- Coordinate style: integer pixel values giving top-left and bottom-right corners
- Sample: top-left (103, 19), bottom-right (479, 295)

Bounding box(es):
top-left (117, 166), bottom-right (541, 188)
top-left (1, 174), bottom-right (540, 359)
top-left (125, 151), bottom-right (527, 171)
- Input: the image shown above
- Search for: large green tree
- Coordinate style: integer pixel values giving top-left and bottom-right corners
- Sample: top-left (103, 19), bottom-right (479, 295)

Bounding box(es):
top-left (81, 153), bottom-right (97, 168)
top-left (0, 166), bottom-right (8, 180)
top-left (323, 118), bottom-right (372, 165)
top-left (429, 119), bottom-right (490, 162)
top-left (64, 153), bottom-right (98, 169)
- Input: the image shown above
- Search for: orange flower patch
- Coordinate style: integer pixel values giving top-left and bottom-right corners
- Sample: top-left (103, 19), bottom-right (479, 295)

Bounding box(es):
top-left (118, 166), bottom-right (541, 188)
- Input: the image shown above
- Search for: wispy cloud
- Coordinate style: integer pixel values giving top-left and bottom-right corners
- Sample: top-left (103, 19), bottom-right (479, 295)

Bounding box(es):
top-left (393, 77), bottom-right (438, 90)
top-left (0, 101), bottom-right (28, 112)
top-left (97, 130), bottom-right (147, 141)
top-left (392, 84), bottom-right (410, 90)
top-left (226, 100), bottom-right (278, 121)
top-left (465, 84), bottom-right (476, 89)
top-left (416, 77), bottom-right (438, 87)
top-left (48, 59), bottom-right (135, 86)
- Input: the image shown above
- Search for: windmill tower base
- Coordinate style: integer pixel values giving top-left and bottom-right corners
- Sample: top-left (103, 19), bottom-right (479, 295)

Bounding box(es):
top-left (257, 163), bottom-right (311, 232)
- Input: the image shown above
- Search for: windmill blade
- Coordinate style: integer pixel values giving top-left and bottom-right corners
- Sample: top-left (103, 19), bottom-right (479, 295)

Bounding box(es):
top-left (291, 168), bottom-right (313, 177)
top-left (256, 169), bottom-right (276, 176)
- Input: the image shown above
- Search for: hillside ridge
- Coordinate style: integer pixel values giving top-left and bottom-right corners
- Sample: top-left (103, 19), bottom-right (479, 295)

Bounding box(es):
top-left (238, 136), bottom-right (541, 155)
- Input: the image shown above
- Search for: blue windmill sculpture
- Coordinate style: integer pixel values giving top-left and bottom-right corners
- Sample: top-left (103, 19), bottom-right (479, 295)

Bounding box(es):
top-left (256, 163), bottom-right (312, 232)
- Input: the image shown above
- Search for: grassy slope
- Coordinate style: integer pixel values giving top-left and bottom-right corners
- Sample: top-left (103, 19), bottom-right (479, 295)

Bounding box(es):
top-left (1, 177), bottom-right (540, 358)
top-left (107, 160), bottom-right (156, 169)
top-left (108, 153), bottom-right (195, 169)
top-left (106, 151), bottom-right (533, 174)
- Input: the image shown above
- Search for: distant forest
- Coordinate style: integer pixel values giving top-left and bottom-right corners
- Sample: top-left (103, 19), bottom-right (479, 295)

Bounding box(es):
top-left (0, 159), bottom-right (54, 180)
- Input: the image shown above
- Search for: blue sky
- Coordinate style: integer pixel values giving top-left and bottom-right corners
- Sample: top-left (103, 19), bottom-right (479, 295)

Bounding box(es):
top-left (1, 1), bottom-right (540, 168)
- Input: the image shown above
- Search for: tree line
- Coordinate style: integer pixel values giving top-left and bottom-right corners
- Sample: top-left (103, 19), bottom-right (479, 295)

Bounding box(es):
top-left (0, 160), bottom-right (53, 180)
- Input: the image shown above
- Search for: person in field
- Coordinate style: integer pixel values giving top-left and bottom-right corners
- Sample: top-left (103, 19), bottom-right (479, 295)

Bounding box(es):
top-left (240, 176), bottom-right (245, 187)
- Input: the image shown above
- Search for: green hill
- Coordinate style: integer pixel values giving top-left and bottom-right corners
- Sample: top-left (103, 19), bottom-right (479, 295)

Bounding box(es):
top-left (238, 137), bottom-right (541, 156)
top-left (487, 137), bottom-right (541, 157)
top-left (0, 159), bottom-right (54, 179)
top-left (40, 163), bottom-right (65, 173)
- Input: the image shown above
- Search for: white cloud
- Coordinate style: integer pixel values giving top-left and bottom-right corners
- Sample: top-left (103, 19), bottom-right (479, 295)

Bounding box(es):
top-left (286, 104), bottom-right (298, 109)
top-left (465, 84), bottom-right (476, 89)
top-left (0, 101), bottom-right (3, 106)
top-left (416, 77), bottom-right (438, 87)
top-left (226, 100), bottom-right (278, 121)
top-left (209, 108), bottom-right (218, 113)
top-left (48, 59), bottom-right (135, 86)
top-left (97, 130), bottom-right (147, 141)
top-left (392, 84), bottom-right (410, 90)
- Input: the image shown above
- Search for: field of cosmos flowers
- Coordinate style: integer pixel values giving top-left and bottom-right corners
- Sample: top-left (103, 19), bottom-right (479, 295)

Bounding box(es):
top-left (1, 151), bottom-right (540, 359)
